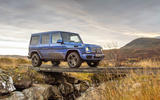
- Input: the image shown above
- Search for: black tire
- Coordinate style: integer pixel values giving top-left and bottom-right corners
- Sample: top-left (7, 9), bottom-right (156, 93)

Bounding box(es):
top-left (67, 52), bottom-right (82, 68)
top-left (51, 61), bottom-right (60, 66)
top-left (31, 53), bottom-right (42, 67)
top-left (87, 61), bottom-right (99, 67)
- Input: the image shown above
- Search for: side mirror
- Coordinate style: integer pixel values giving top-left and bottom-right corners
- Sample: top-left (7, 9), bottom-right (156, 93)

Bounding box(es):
top-left (57, 39), bottom-right (63, 43)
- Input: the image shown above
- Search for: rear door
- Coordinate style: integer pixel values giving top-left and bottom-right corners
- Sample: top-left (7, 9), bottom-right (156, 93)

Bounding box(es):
top-left (39, 33), bottom-right (51, 59)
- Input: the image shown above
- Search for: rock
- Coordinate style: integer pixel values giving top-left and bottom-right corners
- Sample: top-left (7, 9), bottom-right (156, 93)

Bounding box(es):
top-left (0, 69), bottom-right (15, 95)
top-left (44, 76), bottom-right (55, 85)
top-left (14, 79), bottom-right (32, 90)
top-left (57, 77), bottom-right (67, 84)
top-left (65, 77), bottom-right (79, 84)
top-left (2, 91), bottom-right (26, 100)
top-left (77, 83), bottom-right (105, 100)
top-left (65, 94), bottom-right (76, 100)
top-left (75, 82), bottom-right (89, 93)
top-left (59, 82), bottom-right (74, 96)
top-left (22, 84), bottom-right (53, 100)
top-left (51, 85), bottom-right (63, 100)
top-left (52, 85), bottom-right (62, 98)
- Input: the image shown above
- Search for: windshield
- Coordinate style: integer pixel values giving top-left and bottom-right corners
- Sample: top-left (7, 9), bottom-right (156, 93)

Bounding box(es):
top-left (61, 32), bottom-right (83, 43)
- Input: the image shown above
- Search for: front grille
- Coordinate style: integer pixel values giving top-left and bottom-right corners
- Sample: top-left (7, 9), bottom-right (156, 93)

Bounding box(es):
top-left (86, 55), bottom-right (92, 59)
top-left (91, 48), bottom-right (102, 53)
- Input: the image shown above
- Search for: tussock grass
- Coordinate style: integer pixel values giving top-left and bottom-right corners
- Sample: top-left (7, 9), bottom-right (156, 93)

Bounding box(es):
top-left (68, 73), bottom-right (94, 82)
top-left (80, 73), bottom-right (160, 100)
top-left (100, 58), bottom-right (160, 67)
top-left (131, 59), bottom-right (160, 67)
top-left (103, 74), bottom-right (160, 100)
top-left (1, 57), bottom-right (160, 100)
top-left (0, 57), bottom-right (30, 67)
top-left (0, 57), bottom-right (45, 84)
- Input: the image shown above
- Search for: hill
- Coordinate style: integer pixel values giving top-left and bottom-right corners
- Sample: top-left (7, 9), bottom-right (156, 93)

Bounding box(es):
top-left (103, 38), bottom-right (160, 62)
top-left (121, 38), bottom-right (160, 49)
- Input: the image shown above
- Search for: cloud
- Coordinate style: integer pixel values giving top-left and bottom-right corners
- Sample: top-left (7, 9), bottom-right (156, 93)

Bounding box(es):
top-left (0, 0), bottom-right (160, 55)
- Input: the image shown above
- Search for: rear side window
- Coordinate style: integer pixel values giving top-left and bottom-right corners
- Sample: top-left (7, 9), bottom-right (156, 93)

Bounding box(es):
top-left (30, 36), bottom-right (40, 45)
top-left (52, 33), bottom-right (62, 43)
top-left (42, 34), bottom-right (50, 44)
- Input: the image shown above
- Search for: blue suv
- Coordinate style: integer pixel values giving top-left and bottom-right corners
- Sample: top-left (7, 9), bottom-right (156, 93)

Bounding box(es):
top-left (28, 31), bottom-right (104, 68)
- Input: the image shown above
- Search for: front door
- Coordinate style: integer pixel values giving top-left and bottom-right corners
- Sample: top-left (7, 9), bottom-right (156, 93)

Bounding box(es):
top-left (48, 32), bottom-right (66, 60)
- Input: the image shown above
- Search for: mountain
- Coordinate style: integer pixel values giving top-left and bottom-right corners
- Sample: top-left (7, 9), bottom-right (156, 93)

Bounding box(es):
top-left (121, 38), bottom-right (160, 49)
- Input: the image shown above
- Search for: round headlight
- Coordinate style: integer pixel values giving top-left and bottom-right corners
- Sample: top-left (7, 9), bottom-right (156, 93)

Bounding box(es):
top-left (85, 47), bottom-right (91, 53)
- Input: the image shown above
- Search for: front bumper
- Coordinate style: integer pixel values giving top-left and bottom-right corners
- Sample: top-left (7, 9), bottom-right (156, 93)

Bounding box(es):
top-left (81, 53), bottom-right (105, 61)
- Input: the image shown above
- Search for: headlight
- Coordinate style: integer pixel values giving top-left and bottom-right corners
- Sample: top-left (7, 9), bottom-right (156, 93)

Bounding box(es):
top-left (85, 47), bottom-right (91, 53)
top-left (101, 48), bottom-right (103, 53)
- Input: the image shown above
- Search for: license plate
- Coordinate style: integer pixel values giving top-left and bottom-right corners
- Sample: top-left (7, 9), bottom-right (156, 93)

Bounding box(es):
top-left (95, 54), bottom-right (103, 57)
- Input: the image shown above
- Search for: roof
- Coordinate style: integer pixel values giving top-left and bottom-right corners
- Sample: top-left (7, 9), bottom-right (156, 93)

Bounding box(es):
top-left (31, 31), bottom-right (78, 36)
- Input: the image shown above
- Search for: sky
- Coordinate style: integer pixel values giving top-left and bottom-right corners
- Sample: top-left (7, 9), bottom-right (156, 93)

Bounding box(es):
top-left (0, 0), bottom-right (160, 55)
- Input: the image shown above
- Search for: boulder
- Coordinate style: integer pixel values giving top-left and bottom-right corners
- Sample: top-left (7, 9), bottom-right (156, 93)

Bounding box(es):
top-left (51, 85), bottom-right (63, 100)
top-left (59, 82), bottom-right (74, 96)
top-left (22, 84), bottom-right (53, 100)
top-left (65, 76), bottom-right (79, 84)
top-left (2, 91), bottom-right (26, 100)
top-left (74, 82), bottom-right (89, 93)
top-left (0, 69), bottom-right (15, 95)
top-left (14, 79), bottom-right (32, 90)
top-left (44, 76), bottom-right (55, 85)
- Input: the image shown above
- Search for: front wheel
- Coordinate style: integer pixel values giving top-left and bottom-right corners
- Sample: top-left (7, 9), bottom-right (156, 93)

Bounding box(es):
top-left (87, 61), bottom-right (100, 67)
top-left (67, 52), bottom-right (82, 68)
top-left (31, 53), bottom-right (42, 67)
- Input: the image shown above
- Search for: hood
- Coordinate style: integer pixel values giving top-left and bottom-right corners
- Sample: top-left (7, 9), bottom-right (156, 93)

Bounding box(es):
top-left (63, 42), bottom-right (102, 48)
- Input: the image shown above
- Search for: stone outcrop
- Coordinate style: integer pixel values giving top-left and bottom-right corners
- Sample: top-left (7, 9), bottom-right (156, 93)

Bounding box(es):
top-left (0, 69), bottom-right (15, 95)
top-left (14, 79), bottom-right (32, 91)
top-left (0, 71), bottom-right (89, 100)
top-left (23, 84), bottom-right (53, 100)
top-left (2, 91), bottom-right (26, 100)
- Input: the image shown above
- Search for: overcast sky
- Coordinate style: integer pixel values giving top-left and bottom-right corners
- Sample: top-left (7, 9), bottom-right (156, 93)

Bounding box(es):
top-left (0, 0), bottom-right (160, 55)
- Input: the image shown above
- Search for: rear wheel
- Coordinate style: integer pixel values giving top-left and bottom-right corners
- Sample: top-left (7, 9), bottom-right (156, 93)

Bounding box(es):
top-left (51, 61), bottom-right (60, 66)
top-left (67, 52), bottom-right (82, 68)
top-left (87, 61), bottom-right (99, 67)
top-left (31, 53), bottom-right (42, 67)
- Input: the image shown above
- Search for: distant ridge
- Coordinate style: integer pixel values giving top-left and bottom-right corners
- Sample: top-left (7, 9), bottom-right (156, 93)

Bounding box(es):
top-left (121, 38), bottom-right (160, 49)
top-left (156, 36), bottom-right (160, 39)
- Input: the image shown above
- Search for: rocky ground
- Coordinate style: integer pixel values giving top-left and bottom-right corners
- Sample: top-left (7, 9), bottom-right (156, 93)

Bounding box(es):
top-left (0, 68), bottom-right (90, 100)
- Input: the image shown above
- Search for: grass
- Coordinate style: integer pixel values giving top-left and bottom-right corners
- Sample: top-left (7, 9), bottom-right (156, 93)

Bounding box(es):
top-left (131, 59), bottom-right (160, 67)
top-left (100, 58), bottom-right (160, 67)
top-left (103, 74), bottom-right (160, 100)
top-left (1, 57), bottom-right (160, 100)
top-left (67, 73), bottom-right (94, 82)
top-left (0, 57), bottom-right (45, 84)
top-left (81, 73), bottom-right (160, 100)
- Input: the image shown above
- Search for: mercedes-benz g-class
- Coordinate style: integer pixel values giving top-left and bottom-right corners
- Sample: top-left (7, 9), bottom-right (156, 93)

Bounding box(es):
top-left (28, 31), bottom-right (104, 68)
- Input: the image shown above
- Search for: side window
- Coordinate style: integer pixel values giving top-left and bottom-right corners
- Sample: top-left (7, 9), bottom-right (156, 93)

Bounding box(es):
top-left (41, 34), bottom-right (50, 44)
top-left (52, 33), bottom-right (62, 44)
top-left (30, 36), bottom-right (40, 45)
top-left (70, 35), bottom-right (80, 43)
